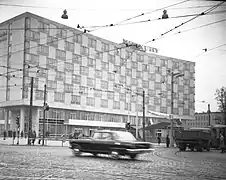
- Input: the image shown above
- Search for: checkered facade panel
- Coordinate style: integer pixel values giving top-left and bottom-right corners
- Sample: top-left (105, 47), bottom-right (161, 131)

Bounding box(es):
top-left (23, 16), bottom-right (195, 117)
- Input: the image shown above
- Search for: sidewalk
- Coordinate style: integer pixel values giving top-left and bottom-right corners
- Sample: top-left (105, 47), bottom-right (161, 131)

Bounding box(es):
top-left (0, 137), bottom-right (168, 148)
top-left (0, 137), bottom-right (69, 147)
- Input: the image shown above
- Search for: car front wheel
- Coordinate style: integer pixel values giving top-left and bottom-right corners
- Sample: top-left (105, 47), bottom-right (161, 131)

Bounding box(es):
top-left (111, 151), bottom-right (119, 160)
top-left (129, 154), bottom-right (137, 160)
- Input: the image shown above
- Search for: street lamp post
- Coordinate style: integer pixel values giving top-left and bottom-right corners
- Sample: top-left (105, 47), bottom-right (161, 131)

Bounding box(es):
top-left (170, 72), bottom-right (184, 148)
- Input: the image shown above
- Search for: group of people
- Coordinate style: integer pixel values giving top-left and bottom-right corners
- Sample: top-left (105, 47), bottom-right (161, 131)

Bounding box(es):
top-left (157, 134), bottom-right (170, 148)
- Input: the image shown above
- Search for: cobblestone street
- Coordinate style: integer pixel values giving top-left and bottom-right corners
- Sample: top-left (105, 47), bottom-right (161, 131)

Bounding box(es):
top-left (1, 145), bottom-right (226, 180)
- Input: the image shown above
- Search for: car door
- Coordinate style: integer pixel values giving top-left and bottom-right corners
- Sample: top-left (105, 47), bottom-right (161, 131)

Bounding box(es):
top-left (98, 132), bottom-right (115, 153)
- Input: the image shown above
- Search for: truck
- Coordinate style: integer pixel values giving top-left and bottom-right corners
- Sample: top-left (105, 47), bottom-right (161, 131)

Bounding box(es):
top-left (174, 128), bottom-right (212, 152)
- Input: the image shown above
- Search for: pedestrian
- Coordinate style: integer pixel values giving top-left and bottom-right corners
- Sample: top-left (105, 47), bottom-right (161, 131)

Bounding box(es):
top-left (28, 129), bottom-right (32, 145)
top-left (157, 135), bottom-right (161, 145)
top-left (3, 129), bottom-right (6, 140)
top-left (220, 133), bottom-right (225, 153)
top-left (166, 135), bottom-right (170, 148)
top-left (32, 130), bottom-right (36, 145)
top-left (20, 131), bottom-right (23, 139)
top-left (38, 130), bottom-right (41, 144)
top-left (13, 130), bottom-right (16, 140)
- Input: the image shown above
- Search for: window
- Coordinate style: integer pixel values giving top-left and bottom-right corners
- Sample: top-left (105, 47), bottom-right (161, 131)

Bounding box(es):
top-left (113, 101), bottom-right (120, 109)
top-left (54, 92), bottom-right (65, 102)
top-left (88, 58), bottom-right (95, 67)
top-left (26, 30), bottom-right (40, 42)
top-left (35, 90), bottom-right (44, 100)
top-left (136, 71), bottom-right (142, 78)
top-left (96, 52), bottom-right (103, 60)
top-left (119, 93), bottom-right (125, 101)
top-left (39, 21), bottom-right (49, 33)
top-left (119, 76), bottom-right (125, 84)
top-left (47, 58), bottom-right (57, 69)
top-left (81, 46), bottom-right (89, 56)
top-left (56, 71), bottom-right (64, 81)
top-left (25, 54), bottom-right (39, 65)
top-left (37, 67), bottom-right (47, 78)
top-left (125, 103), bottom-right (131, 111)
top-left (25, 17), bottom-right (30, 29)
top-left (102, 62), bottom-right (108, 71)
top-left (87, 78), bottom-right (95, 87)
top-left (65, 84), bottom-right (73, 92)
top-left (72, 75), bottom-right (81, 84)
top-left (57, 29), bottom-right (67, 38)
top-left (74, 33), bottom-right (82, 44)
top-left (107, 91), bottom-right (114, 100)
top-left (101, 81), bottom-right (108, 89)
top-left (131, 78), bottom-right (137, 86)
top-left (102, 42), bottom-right (109, 51)
top-left (64, 62), bottom-right (74, 72)
top-left (143, 80), bottom-right (148, 88)
top-left (56, 49), bottom-right (66, 60)
top-left (95, 89), bottom-right (102, 97)
top-left (95, 70), bottom-right (102, 79)
top-left (71, 95), bottom-right (81, 104)
top-left (47, 36), bottom-right (58, 48)
top-left (142, 64), bottom-right (148, 71)
top-left (80, 66), bottom-right (88, 75)
top-left (101, 99), bottom-right (108, 108)
top-left (137, 54), bottom-right (144, 62)
top-left (126, 69), bottom-right (132, 76)
top-left (47, 80), bottom-right (56, 89)
top-left (86, 97), bottom-right (95, 106)
top-left (108, 54), bottom-right (115, 64)
top-left (72, 54), bottom-right (82, 64)
top-left (108, 72), bottom-right (115, 81)
top-left (65, 41), bottom-right (74, 52)
top-left (24, 41), bottom-right (30, 53)
top-left (88, 38), bottom-right (96, 48)
top-left (132, 62), bottom-right (137, 69)
top-left (38, 45), bottom-right (49, 56)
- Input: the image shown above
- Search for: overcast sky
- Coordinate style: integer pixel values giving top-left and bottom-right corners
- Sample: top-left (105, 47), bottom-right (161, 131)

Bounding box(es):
top-left (0, 0), bottom-right (226, 113)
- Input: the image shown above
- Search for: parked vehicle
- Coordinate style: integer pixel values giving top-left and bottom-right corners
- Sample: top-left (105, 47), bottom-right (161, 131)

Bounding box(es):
top-left (174, 128), bottom-right (212, 152)
top-left (69, 130), bottom-right (155, 160)
top-left (208, 124), bottom-right (226, 149)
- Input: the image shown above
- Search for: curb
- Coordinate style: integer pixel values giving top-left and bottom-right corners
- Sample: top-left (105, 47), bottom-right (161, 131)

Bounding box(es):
top-left (0, 143), bottom-right (69, 148)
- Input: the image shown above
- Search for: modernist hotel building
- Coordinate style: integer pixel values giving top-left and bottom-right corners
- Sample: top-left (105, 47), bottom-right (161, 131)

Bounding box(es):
top-left (0, 12), bottom-right (195, 137)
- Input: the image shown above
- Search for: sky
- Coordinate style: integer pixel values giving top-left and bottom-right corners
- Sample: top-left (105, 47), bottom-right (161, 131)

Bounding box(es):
top-left (0, 0), bottom-right (226, 113)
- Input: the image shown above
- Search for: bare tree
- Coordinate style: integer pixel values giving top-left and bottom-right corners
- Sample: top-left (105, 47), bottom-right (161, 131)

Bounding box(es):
top-left (215, 86), bottom-right (226, 125)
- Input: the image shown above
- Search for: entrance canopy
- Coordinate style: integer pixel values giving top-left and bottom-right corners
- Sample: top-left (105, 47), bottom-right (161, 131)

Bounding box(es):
top-left (144, 122), bottom-right (170, 130)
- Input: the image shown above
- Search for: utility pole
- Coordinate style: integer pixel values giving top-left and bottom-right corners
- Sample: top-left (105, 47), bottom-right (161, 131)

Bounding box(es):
top-left (42, 84), bottom-right (47, 146)
top-left (142, 90), bottom-right (145, 142)
top-left (170, 72), bottom-right (184, 147)
top-left (27, 77), bottom-right (33, 145)
top-left (170, 73), bottom-right (174, 148)
top-left (207, 104), bottom-right (211, 126)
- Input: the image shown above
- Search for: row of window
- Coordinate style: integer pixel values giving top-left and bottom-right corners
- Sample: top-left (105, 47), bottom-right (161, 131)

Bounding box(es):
top-left (23, 18), bottom-right (195, 72)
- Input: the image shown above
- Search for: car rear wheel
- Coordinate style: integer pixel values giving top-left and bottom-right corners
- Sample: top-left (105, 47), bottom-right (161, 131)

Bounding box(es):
top-left (129, 154), bottom-right (137, 160)
top-left (111, 151), bottom-right (119, 160)
top-left (72, 145), bottom-right (81, 156)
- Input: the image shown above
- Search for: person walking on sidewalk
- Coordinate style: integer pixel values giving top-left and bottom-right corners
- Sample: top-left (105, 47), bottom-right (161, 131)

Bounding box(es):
top-left (32, 130), bottom-right (36, 145)
top-left (220, 133), bottom-right (225, 153)
top-left (20, 131), bottom-right (24, 139)
top-left (166, 135), bottom-right (170, 148)
top-left (157, 135), bottom-right (161, 146)
top-left (3, 129), bottom-right (6, 140)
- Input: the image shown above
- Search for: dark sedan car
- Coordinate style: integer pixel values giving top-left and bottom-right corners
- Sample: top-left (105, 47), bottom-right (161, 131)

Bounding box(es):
top-left (69, 130), bottom-right (154, 159)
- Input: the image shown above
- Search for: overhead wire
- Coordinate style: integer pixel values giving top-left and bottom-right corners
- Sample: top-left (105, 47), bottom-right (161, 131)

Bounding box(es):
top-left (145, 1), bottom-right (225, 44)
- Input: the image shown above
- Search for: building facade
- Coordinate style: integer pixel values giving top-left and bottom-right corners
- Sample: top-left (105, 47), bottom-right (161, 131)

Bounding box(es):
top-left (186, 112), bottom-right (225, 129)
top-left (0, 12), bottom-right (195, 137)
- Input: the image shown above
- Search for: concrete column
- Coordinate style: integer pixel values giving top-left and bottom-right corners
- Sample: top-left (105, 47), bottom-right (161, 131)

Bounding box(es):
top-left (32, 108), bottom-right (39, 135)
top-left (20, 107), bottom-right (25, 133)
top-left (4, 109), bottom-right (9, 133)
top-left (10, 111), bottom-right (17, 131)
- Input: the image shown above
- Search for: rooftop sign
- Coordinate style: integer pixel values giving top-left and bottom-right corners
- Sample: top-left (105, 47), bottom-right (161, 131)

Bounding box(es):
top-left (122, 39), bottom-right (158, 53)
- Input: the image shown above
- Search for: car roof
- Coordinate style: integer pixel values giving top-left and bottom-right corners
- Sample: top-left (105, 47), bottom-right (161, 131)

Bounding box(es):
top-left (94, 130), bottom-right (126, 134)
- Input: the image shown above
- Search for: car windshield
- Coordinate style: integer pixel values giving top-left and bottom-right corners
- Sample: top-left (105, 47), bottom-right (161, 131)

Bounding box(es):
top-left (114, 131), bottom-right (137, 141)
